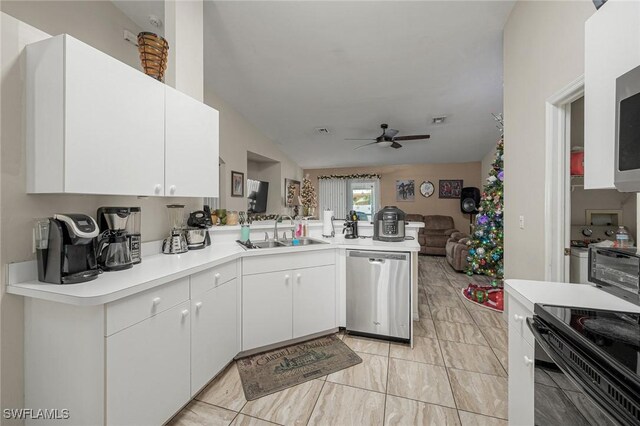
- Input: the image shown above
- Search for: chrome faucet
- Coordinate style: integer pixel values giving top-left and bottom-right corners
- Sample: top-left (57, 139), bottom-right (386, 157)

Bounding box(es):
top-left (274, 214), bottom-right (294, 241)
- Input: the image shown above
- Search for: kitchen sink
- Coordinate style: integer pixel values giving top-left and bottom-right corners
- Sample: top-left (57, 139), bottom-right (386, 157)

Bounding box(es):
top-left (238, 237), bottom-right (328, 250)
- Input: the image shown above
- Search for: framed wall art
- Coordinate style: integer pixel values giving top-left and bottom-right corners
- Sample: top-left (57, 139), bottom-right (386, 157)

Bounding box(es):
top-left (395, 180), bottom-right (415, 201)
top-left (438, 179), bottom-right (463, 199)
top-left (231, 171), bottom-right (245, 197)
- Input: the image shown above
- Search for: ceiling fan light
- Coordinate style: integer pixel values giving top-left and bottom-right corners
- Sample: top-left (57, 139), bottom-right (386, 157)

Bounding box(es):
top-left (378, 141), bottom-right (393, 148)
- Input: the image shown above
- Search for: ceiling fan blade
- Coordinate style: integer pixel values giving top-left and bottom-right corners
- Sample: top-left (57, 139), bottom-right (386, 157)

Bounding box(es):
top-left (385, 128), bottom-right (399, 138)
top-left (354, 141), bottom-right (379, 150)
top-left (345, 138), bottom-right (376, 141)
top-left (390, 141), bottom-right (403, 149)
top-left (394, 134), bottom-right (431, 141)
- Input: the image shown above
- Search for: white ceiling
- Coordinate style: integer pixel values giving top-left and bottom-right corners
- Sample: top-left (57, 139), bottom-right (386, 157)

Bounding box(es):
top-left (113, 1), bottom-right (514, 169)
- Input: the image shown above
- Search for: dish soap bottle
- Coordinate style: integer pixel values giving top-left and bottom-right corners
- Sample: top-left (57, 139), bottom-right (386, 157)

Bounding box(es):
top-left (615, 226), bottom-right (630, 248)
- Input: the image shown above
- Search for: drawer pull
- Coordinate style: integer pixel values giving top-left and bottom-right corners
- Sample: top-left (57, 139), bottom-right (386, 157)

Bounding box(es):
top-left (154, 184), bottom-right (162, 194)
top-left (214, 273), bottom-right (221, 281)
top-left (514, 314), bottom-right (524, 322)
top-left (524, 356), bottom-right (534, 366)
top-left (285, 274), bottom-right (290, 283)
top-left (195, 302), bottom-right (203, 311)
top-left (170, 185), bottom-right (177, 194)
top-left (152, 297), bottom-right (161, 306)
top-left (181, 309), bottom-right (190, 318)
top-left (296, 273), bottom-right (301, 283)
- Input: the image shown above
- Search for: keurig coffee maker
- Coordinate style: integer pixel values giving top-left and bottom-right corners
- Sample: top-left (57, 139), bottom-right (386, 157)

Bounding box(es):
top-left (34, 214), bottom-right (101, 284)
top-left (96, 207), bottom-right (133, 271)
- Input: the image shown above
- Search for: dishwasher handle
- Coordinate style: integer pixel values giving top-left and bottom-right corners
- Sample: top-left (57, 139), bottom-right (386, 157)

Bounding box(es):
top-left (348, 250), bottom-right (409, 261)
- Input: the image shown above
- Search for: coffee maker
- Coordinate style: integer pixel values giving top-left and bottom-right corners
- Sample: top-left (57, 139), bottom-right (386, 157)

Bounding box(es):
top-left (162, 204), bottom-right (188, 254)
top-left (343, 210), bottom-right (359, 239)
top-left (96, 207), bottom-right (133, 271)
top-left (125, 207), bottom-right (142, 264)
top-left (35, 214), bottom-right (101, 284)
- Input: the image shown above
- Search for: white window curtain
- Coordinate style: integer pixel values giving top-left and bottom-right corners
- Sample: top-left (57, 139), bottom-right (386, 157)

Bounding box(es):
top-left (319, 177), bottom-right (381, 220)
top-left (319, 179), bottom-right (348, 219)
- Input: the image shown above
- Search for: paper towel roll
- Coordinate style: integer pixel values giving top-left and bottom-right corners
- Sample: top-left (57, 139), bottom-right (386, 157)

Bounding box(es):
top-left (323, 210), bottom-right (335, 237)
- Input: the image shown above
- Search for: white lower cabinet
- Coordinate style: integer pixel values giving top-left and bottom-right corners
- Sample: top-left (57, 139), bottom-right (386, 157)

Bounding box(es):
top-left (106, 301), bottom-right (191, 425)
top-left (508, 332), bottom-right (535, 425)
top-left (243, 270), bottom-right (293, 350)
top-left (191, 278), bottom-right (239, 395)
top-left (293, 265), bottom-right (336, 339)
top-left (242, 254), bottom-right (338, 352)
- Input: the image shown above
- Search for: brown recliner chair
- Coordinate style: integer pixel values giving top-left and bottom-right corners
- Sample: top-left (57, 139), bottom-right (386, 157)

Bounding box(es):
top-left (420, 215), bottom-right (458, 255)
top-left (446, 232), bottom-right (470, 272)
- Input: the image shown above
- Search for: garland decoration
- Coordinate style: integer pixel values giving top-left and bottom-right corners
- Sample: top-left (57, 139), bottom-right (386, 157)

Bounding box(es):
top-left (317, 173), bottom-right (381, 180)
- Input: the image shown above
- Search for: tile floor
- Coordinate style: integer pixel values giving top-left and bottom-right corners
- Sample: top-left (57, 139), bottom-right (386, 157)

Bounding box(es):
top-left (169, 256), bottom-right (508, 426)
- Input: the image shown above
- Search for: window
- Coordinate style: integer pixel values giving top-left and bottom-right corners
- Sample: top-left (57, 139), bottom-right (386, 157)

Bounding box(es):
top-left (349, 180), bottom-right (379, 222)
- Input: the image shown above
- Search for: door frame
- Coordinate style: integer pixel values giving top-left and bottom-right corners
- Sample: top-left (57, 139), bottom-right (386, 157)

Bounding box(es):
top-left (544, 75), bottom-right (584, 282)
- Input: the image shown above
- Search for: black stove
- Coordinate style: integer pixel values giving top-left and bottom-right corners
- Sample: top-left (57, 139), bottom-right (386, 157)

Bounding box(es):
top-left (531, 304), bottom-right (640, 425)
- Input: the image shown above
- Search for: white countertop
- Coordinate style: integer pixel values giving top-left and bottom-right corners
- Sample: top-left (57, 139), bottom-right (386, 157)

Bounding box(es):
top-left (208, 220), bottom-right (425, 232)
top-left (7, 236), bottom-right (419, 306)
top-left (505, 279), bottom-right (640, 313)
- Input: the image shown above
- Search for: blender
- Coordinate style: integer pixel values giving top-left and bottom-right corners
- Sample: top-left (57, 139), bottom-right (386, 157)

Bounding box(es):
top-left (162, 204), bottom-right (188, 254)
top-left (125, 207), bottom-right (142, 264)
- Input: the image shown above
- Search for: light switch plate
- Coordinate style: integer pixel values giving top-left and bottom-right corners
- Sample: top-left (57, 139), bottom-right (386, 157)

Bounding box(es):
top-left (519, 215), bottom-right (525, 229)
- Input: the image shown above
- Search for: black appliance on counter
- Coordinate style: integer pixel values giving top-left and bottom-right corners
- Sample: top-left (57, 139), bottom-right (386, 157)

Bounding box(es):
top-left (343, 210), bottom-right (359, 239)
top-left (186, 206), bottom-right (213, 249)
top-left (35, 214), bottom-right (101, 284)
top-left (96, 207), bottom-right (133, 271)
top-left (527, 304), bottom-right (640, 425)
top-left (373, 206), bottom-right (406, 242)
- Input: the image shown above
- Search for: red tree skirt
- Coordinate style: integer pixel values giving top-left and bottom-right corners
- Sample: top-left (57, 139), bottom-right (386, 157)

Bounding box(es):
top-left (461, 284), bottom-right (504, 312)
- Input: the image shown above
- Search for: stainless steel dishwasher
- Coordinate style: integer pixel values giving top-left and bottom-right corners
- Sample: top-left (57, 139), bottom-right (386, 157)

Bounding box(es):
top-left (346, 250), bottom-right (411, 342)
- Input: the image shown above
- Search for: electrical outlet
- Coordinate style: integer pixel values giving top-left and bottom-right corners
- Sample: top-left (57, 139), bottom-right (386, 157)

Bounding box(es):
top-left (519, 215), bottom-right (525, 229)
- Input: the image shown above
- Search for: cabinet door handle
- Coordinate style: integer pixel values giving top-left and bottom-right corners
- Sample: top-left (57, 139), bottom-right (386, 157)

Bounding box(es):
top-left (284, 274), bottom-right (290, 284)
top-left (154, 184), bottom-right (162, 194)
top-left (523, 356), bottom-right (534, 366)
top-left (152, 297), bottom-right (161, 306)
top-left (181, 309), bottom-right (190, 318)
top-left (296, 273), bottom-right (301, 283)
top-left (169, 185), bottom-right (177, 195)
top-left (214, 273), bottom-right (221, 282)
top-left (514, 314), bottom-right (524, 322)
top-left (195, 302), bottom-right (203, 311)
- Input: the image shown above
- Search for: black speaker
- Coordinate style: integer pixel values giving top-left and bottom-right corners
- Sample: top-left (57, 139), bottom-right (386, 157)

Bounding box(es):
top-left (460, 187), bottom-right (480, 214)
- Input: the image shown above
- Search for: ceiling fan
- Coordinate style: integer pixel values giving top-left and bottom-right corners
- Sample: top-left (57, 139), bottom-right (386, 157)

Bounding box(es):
top-left (345, 123), bottom-right (431, 150)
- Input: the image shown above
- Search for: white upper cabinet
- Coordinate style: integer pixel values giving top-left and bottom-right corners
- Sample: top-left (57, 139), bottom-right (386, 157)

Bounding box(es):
top-left (26, 34), bottom-right (219, 197)
top-left (584, 0), bottom-right (640, 189)
top-left (165, 86), bottom-right (219, 197)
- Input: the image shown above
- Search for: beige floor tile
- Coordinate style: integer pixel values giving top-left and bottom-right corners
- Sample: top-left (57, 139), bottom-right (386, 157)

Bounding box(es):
top-left (426, 286), bottom-right (458, 298)
top-left (448, 368), bottom-right (508, 419)
top-left (491, 347), bottom-right (508, 374)
top-left (414, 318), bottom-right (438, 338)
top-left (230, 414), bottom-right (277, 426)
top-left (387, 358), bottom-right (455, 408)
top-left (430, 306), bottom-right (474, 324)
top-left (196, 363), bottom-right (247, 412)
top-left (326, 352), bottom-right (388, 392)
top-left (419, 303), bottom-right (432, 319)
top-left (434, 321), bottom-right (489, 346)
top-left (342, 335), bottom-right (390, 356)
top-left (482, 327), bottom-right (507, 351)
top-left (390, 336), bottom-right (444, 366)
top-left (440, 341), bottom-right (506, 377)
top-left (168, 400), bottom-right (237, 426)
top-left (307, 382), bottom-right (385, 426)
top-left (458, 410), bottom-right (508, 426)
top-left (429, 294), bottom-right (466, 308)
top-left (241, 379), bottom-right (323, 426)
top-left (469, 310), bottom-right (507, 329)
top-left (385, 395), bottom-right (461, 426)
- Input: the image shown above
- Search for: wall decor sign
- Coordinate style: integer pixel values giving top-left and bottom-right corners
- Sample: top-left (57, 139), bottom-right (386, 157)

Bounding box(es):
top-left (285, 178), bottom-right (301, 206)
top-left (231, 171), bottom-right (245, 197)
top-left (395, 180), bottom-right (415, 201)
top-left (439, 179), bottom-right (463, 199)
top-left (420, 181), bottom-right (435, 198)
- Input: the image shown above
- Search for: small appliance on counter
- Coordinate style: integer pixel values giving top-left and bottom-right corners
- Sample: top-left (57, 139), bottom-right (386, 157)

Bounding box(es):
top-left (343, 210), bottom-right (359, 239)
top-left (186, 205), bottom-right (213, 250)
top-left (589, 246), bottom-right (640, 305)
top-left (96, 207), bottom-right (133, 271)
top-left (322, 209), bottom-right (335, 238)
top-left (373, 206), bottom-right (406, 242)
top-left (162, 204), bottom-right (188, 254)
top-left (34, 214), bottom-right (101, 284)
top-left (124, 207), bottom-right (141, 264)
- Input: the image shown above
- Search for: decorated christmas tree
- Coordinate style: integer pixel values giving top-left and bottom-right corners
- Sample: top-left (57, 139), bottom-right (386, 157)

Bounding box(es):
top-left (466, 119), bottom-right (504, 285)
top-left (299, 174), bottom-right (317, 217)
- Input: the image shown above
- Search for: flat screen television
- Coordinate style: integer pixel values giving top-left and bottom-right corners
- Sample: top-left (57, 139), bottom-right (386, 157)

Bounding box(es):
top-left (247, 179), bottom-right (269, 213)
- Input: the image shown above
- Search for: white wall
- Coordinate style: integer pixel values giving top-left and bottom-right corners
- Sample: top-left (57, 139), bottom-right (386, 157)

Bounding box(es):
top-left (480, 145), bottom-right (497, 186)
top-left (503, 0), bottom-right (595, 280)
top-left (205, 89), bottom-right (303, 213)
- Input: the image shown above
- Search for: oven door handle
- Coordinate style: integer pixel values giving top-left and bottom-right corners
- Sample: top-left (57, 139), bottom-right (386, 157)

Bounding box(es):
top-left (526, 317), bottom-right (625, 424)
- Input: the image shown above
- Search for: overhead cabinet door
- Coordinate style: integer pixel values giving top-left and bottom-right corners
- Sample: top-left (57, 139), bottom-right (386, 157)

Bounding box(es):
top-left (165, 86), bottom-right (219, 197)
